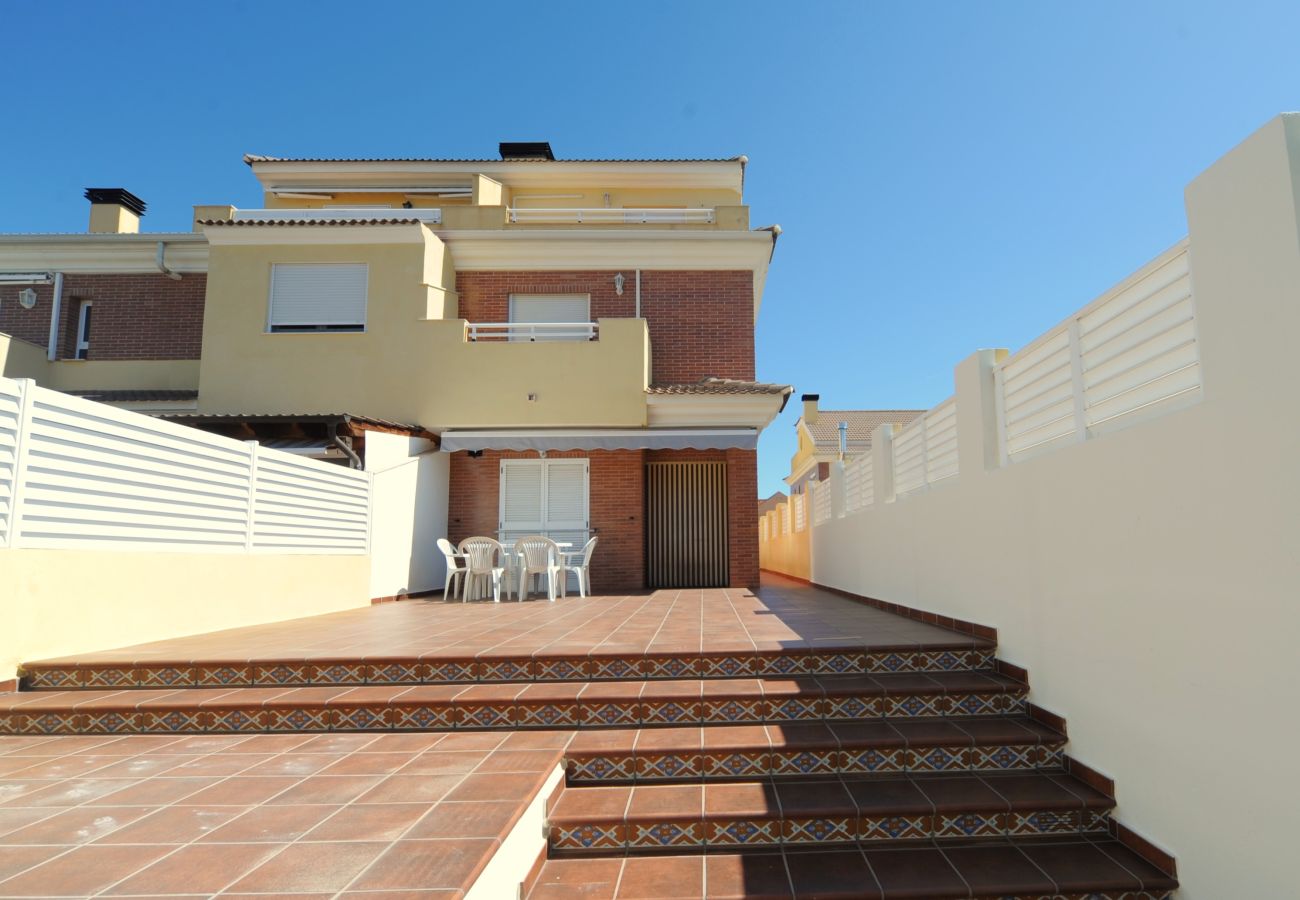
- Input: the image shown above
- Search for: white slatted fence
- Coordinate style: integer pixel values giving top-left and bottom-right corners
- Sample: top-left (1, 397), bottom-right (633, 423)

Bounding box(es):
top-left (813, 480), bottom-right (832, 526)
top-left (1, 377), bottom-right (369, 554)
top-left (996, 241), bottom-right (1200, 463)
top-left (843, 454), bottom-right (873, 514)
top-left (892, 397), bottom-right (959, 498)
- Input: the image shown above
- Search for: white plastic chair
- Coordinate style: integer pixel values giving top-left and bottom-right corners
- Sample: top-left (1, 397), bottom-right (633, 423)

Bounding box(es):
top-left (512, 535), bottom-right (563, 602)
top-left (561, 536), bottom-right (599, 598)
top-left (458, 536), bottom-right (506, 603)
top-left (437, 538), bottom-right (467, 600)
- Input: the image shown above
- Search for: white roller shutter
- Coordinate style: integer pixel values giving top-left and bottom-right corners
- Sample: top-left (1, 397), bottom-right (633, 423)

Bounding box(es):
top-left (269, 263), bottom-right (368, 330)
top-left (508, 294), bottom-right (590, 341)
top-left (499, 459), bottom-right (589, 542)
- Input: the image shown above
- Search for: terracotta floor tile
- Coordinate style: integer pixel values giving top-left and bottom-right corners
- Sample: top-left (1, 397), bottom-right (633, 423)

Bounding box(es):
top-left (444, 772), bottom-right (544, 804)
top-left (226, 840), bottom-right (389, 893)
top-left (318, 751), bottom-right (420, 776)
top-left (346, 838), bottom-right (500, 892)
top-left (0, 845), bottom-right (66, 883)
top-left (95, 804), bottom-right (248, 844)
top-left (357, 773), bottom-right (466, 804)
top-left (198, 803), bottom-right (341, 842)
top-left (304, 802), bottom-right (429, 842)
top-left (2, 777), bottom-right (140, 808)
top-left (627, 783), bottom-right (703, 818)
top-left (270, 774), bottom-right (385, 805)
top-left (784, 848), bottom-right (881, 899)
top-left (529, 858), bottom-right (623, 900)
top-left (0, 843), bottom-right (173, 897)
top-left (181, 775), bottom-right (302, 806)
top-left (616, 854), bottom-right (705, 899)
top-left (102, 841), bottom-right (283, 895)
top-left (861, 846), bottom-right (969, 898)
top-left (475, 749), bottom-right (561, 773)
top-left (0, 806), bottom-right (152, 845)
top-left (704, 853), bottom-right (793, 900)
top-left (941, 844), bottom-right (1057, 895)
top-left (238, 753), bottom-right (341, 778)
top-left (551, 786), bottom-right (632, 823)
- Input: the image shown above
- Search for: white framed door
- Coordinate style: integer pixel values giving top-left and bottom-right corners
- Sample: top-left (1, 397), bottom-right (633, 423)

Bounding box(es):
top-left (498, 459), bottom-right (590, 545)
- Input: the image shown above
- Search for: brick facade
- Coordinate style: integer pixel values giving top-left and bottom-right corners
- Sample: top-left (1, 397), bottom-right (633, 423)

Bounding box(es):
top-left (455, 270), bottom-right (755, 383)
top-left (447, 446), bottom-right (758, 593)
top-left (0, 274), bottom-right (205, 360)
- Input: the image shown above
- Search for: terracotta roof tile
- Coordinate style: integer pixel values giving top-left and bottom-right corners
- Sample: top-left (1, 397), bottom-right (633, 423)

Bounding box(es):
top-left (199, 217), bottom-right (424, 227)
top-left (648, 377), bottom-right (792, 397)
top-left (805, 409), bottom-right (926, 450)
top-left (67, 389), bottom-right (198, 402)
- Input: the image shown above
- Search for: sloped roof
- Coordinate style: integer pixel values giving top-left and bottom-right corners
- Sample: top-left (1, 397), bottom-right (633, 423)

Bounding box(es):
top-left (648, 377), bottom-right (792, 397)
top-left (67, 389), bottom-right (197, 402)
top-left (758, 491), bottom-right (788, 515)
top-left (805, 409), bottom-right (926, 451)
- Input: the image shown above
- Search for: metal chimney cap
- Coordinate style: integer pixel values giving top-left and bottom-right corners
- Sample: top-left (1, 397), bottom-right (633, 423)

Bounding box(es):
top-left (84, 188), bottom-right (146, 216)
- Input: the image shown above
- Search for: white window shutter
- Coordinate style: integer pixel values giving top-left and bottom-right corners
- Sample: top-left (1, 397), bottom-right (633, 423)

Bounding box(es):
top-left (269, 264), bottom-right (368, 329)
top-left (500, 462), bottom-right (544, 531)
top-left (508, 294), bottom-right (590, 342)
top-left (545, 461), bottom-right (588, 530)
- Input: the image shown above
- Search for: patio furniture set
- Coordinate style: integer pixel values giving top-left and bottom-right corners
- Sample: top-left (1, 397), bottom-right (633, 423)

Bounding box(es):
top-left (437, 534), bottom-right (599, 602)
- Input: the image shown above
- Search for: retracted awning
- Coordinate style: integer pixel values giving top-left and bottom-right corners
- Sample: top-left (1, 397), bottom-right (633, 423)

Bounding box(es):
top-left (439, 428), bottom-right (758, 453)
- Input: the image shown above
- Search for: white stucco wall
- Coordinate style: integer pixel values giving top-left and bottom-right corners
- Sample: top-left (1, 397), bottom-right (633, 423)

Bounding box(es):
top-left (810, 115), bottom-right (1300, 898)
top-left (366, 432), bottom-right (448, 598)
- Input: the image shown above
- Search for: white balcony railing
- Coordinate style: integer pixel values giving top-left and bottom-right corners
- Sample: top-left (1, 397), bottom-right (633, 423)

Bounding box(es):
top-left (508, 207), bottom-right (715, 224)
top-left (466, 322), bottom-right (599, 342)
top-left (232, 208), bottom-right (442, 224)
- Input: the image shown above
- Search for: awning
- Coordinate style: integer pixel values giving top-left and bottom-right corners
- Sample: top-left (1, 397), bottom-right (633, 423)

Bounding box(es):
top-left (439, 428), bottom-right (758, 453)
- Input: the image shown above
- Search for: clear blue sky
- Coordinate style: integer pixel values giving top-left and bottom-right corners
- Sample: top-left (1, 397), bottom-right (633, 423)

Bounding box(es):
top-left (3, 1), bottom-right (1297, 496)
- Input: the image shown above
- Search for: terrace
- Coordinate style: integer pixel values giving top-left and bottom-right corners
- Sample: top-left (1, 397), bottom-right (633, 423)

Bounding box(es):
top-left (0, 577), bottom-right (1174, 898)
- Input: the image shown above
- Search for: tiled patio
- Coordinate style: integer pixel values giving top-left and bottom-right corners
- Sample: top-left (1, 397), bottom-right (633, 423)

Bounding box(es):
top-left (0, 730), bottom-right (561, 897)
top-left (0, 576), bottom-right (1177, 898)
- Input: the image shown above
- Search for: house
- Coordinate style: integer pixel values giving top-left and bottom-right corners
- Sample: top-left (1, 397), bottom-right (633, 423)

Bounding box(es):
top-left (0, 144), bottom-right (791, 596)
top-left (785, 393), bottom-right (923, 494)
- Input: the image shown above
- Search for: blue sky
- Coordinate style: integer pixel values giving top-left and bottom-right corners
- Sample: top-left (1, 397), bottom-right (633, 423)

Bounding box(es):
top-left (3, 1), bottom-right (1297, 496)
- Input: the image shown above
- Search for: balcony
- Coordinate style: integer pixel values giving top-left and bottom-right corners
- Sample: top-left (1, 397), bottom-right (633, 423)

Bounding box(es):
top-left (466, 321), bottom-right (598, 342)
top-left (508, 207), bottom-right (716, 225)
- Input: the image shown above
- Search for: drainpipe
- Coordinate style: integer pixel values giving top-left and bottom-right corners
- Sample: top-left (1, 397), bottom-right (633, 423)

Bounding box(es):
top-left (45, 272), bottom-right (64, 361)
top-left (156, 241), bottom-right (182, 280)
top-left (331, 426), bottom-right (363, 469)
top-left (635, 269), bottom-right (641, 318)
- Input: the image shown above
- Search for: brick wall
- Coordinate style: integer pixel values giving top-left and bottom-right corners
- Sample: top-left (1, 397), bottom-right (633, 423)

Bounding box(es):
top-left (0, 274), bottom-right (205, 361)
top-left (447, 446), bottom-right (758, 593)
top-left (455, 270), bottom-right (754, 383)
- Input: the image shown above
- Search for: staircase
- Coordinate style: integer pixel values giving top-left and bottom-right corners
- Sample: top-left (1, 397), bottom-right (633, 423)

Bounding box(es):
top-left (0, 592), bottom-right (1177, 898)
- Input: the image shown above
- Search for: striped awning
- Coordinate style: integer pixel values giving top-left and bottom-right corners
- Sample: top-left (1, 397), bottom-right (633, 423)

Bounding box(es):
top-left (438, 428), bottom-right (757, 453)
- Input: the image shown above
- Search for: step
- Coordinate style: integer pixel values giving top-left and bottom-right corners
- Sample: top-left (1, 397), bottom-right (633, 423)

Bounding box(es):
top-left (0, 672), bottom-right (1027, 736)
top-left (547, 771), bottom-right (1113, 853)
top-left (566, 717), bottom-right (1065, 783)
top-left (20, 642), bottom-right (996, 690)
top-left (526, 840), bottom-right (1178, 899)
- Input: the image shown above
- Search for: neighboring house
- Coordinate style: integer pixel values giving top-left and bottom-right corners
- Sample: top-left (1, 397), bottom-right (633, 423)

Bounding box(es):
top-left (0, 144), bottom-right (791, 595)
top-left (757, 491), bottom-right (786, 515)
top-left (785, 394), bottom-right (923, 494)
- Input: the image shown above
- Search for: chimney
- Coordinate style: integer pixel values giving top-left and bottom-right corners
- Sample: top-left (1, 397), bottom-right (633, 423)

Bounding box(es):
top-left (498, 141), bottom-right (555, 161)
top-left (801, 393), bottom-right (820, 425)
top-left (85, 188), bottom-right (146, 234)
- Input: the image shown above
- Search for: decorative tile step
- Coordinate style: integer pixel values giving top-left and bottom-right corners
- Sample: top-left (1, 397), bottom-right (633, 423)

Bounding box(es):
top-left (547, 771), bottom-right (1114, 853)
top-left (566, 717), bottom-right (1066, 782)
top-left (0, 672), bottom-right (1028, 736)
top-left (20, 644), bottom-right (996, 690)
top-left (527, 839), bottom-right (1178, 899)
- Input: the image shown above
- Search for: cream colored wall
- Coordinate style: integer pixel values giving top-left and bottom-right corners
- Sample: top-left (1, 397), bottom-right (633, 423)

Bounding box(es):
top-left (758, 503), bottom-right (810, 580)
top-left (88, 204), bottom-right (139, 234)
top-left (505, 186), bottom-right (741, 209)
top-left (0, 336), bottom-right (198, 392)
top-left (0, 549), bottom-right (370, 682)
top-left (809, 115), bottom-right (1300, 898)
top-left (198, 234), bottom-right (649, 426)
top-left (367, 433), bottom-right (448, 599)
top-left (0, 333), bottom-right (48, 380)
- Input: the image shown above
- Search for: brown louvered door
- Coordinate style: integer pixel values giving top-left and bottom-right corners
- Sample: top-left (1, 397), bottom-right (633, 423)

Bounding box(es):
top-left (645, 461), bottom-right (729, 588)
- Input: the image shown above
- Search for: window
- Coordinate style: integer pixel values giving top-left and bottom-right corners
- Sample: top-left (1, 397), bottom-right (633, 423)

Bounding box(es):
top-left (268, 263), bottom-right (367, 332)
top-left (74, 300), bottom-right (92, 360)
top-left (507, 294), bottom-right (592, 341)
top-left (499, 459), bottom-right (589, 545)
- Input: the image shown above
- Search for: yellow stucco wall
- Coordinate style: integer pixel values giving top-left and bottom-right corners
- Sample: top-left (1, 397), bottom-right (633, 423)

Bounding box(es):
top-left (2, 334), bottom-right (200, 392)
top-left (758, 504), bottom-right (811, 581)
top-left (0, 549), bottom-right (370, 682)
top-left (197, 236), bottom-right (649, 427)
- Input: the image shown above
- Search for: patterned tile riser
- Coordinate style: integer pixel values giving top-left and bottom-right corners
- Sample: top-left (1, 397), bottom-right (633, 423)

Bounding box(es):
top-left (18, 650), bottom-right (997, 691)
top-left (566, 744), bottom-right (1063, 782)
top-left (548, 809), bottom-right (1112, 851)
top-left (0, 691), bottom-right (1029, 736)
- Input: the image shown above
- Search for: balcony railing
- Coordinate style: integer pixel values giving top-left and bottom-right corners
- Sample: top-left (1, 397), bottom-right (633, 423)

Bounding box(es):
top-left (507, 207), bottom-right (715, 224)
top-left (466, 322), bottom-right (599, 342)
top-left (232, 208), bottom-right (442, 224)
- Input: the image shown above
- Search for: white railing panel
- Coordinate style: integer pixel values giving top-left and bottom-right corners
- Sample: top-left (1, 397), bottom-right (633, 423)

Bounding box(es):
top-left (1, 376), bottom-right (371, 554)
top-left (509, 207), bottom-right (715, 225)
top-left (996, 241), bottom-right (1201, 462)
top-left (924, 399), bottom-right (959, 484)
top-left (813, 481), bottom-right (832, 526)
top-left (892, 420), bottom-right (927, 496)
top-left (793, 493), bottom-right (807, 532)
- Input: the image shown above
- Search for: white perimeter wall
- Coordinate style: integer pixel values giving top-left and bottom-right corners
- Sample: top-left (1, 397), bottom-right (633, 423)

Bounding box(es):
top-left (811, 115), bottom-right (1300, 897)
top-left (366, 432), bottom-right (448, 598)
